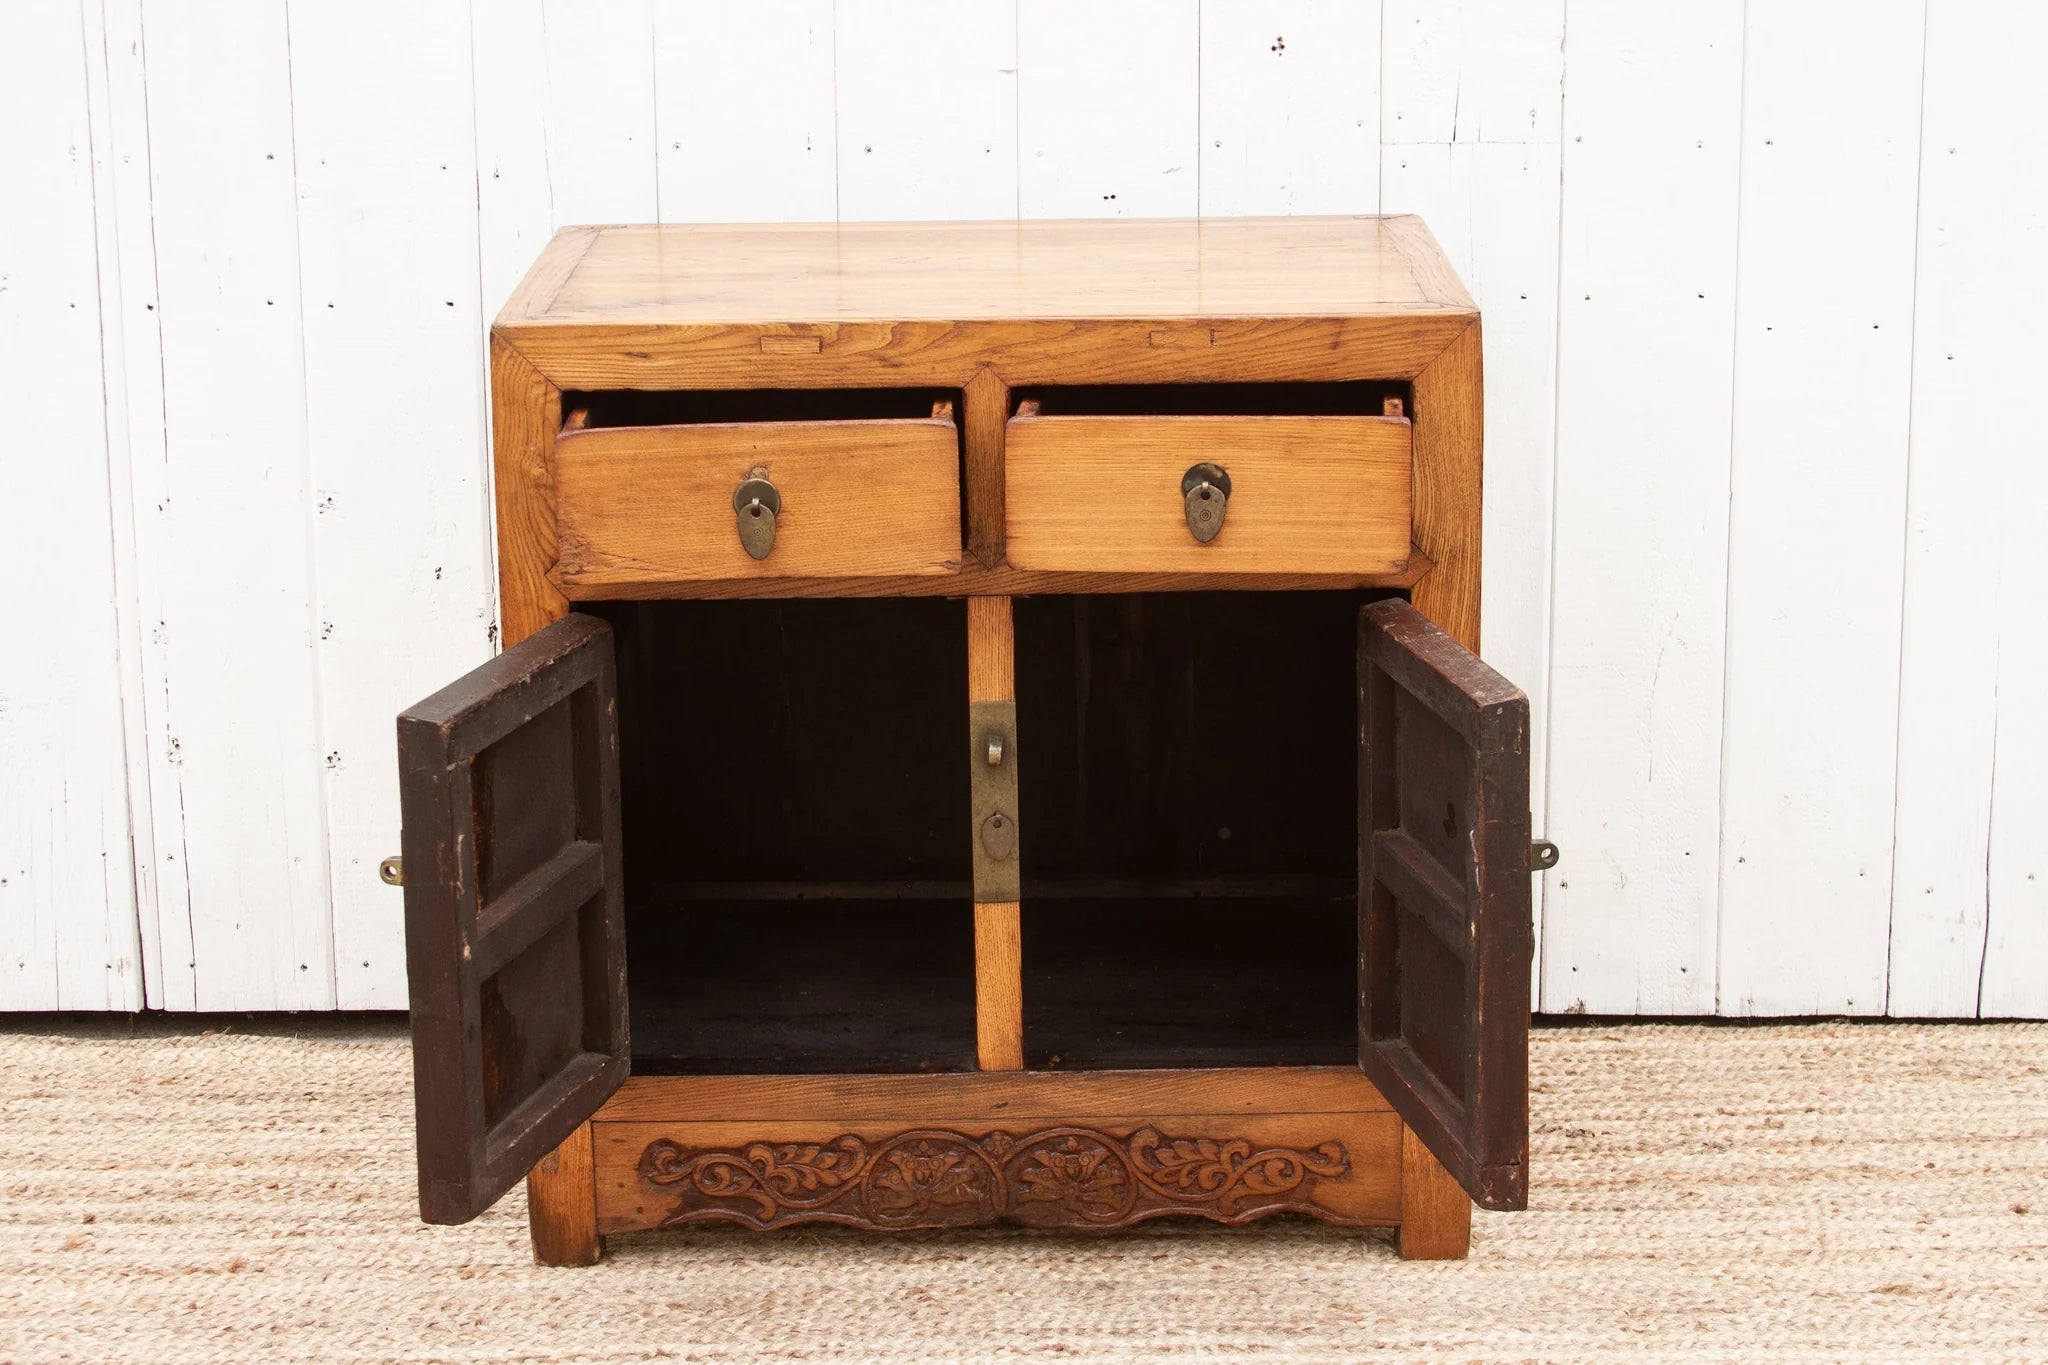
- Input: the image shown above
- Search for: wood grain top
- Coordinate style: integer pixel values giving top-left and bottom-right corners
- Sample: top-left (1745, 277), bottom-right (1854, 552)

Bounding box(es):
top-left (498, 216), bottom-right (1474, 329)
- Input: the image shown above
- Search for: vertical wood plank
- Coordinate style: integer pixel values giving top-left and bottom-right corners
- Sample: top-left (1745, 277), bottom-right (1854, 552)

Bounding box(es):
top-left (540, 0), bottom-right (658, 225)
top-left (1540, 0), bottom-right (1744, 1015)
top-left (1381, 0), bottom-right (1565, 993)
top-left (1397, 1124), bottom-right (1471, 1259)
top-left (1381, 0), bottom-right (1561, 151)
top-left (526, 1122), bottom-right (600, 1266)
top-left (836, 0), bottom-right (1018, 221)
top-left (91, 0), bottom-right (175, 1008)
top-left (962, 369), bottom-right (1010, 571)
top-left (1019, 0), bottom-right (1199, 218)
top-left (471, 0), bottom-right (556, 315)
top-left (1894, 0), bottom-right (2048, 1018)
top-left (973, 902), bottom-right (1026, 1071)
top-left (1197, 0), bottom-right (1379, 216)
top-left (654, 2), bottom-right (837, 223)
top-left (1980, 497), bottom-right (2048, 1016)
top-left (289, 0), bottom-right (497, 1008)
top-left (0, 0), bottom-right (143, 1010)
top-left (123, 1), bottom-right (333, 1010)
top-left (968, 597), bottom-right (1024, 1070)
top-left (1714, 0), bottom-right (1924, 1016)
top-left (968, 597), bottom-right (1016, 702)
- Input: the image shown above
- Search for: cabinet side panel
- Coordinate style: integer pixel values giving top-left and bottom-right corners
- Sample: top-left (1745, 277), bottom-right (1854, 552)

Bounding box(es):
top-left (1409, 320), bottom-right (1483, 652)
top-left (492, 337), bottom-right (568, 647)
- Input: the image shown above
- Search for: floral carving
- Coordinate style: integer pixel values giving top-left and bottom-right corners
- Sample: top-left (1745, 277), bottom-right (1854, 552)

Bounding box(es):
top-left (864, 1135), bottom-right (999, 1226)
top-left (1012, 1133), bottom-right (1134, 1223)
top-left (639, 1125), bottom-right (1350, 1233)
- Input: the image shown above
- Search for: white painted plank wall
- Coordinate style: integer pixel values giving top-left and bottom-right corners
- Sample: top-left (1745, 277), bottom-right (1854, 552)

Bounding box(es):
top-left (4, 0), bottom-right (2044, 1016)
top-left (1542, 0), bottom-right (1744, 1015)
top-left (1199, 1), bottom-right (1378, 217)
top-left (88, 0), bottom-right (175, 1010)
top-left (0, 0), bottom-right (142, 1010)
top-left (124, 2), bottom-right (335, 1010)
top-left (1020, 1), bottom-right (1199, 218)
top-left (290, 0), bottom-right (498, 1009)
top-left (656, 4), bottom-right (838, 223)
top-left (840, 0), bottom-right (1018, 220)
top-left (1715, 0), bottom-right (1924, 1015)
top-left (1892, 0), bottom-right (2048, 1019)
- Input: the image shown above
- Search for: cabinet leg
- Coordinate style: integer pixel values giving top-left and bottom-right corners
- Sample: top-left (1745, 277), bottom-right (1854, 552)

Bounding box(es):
top-left (1396, 1124), bottom-right (1471, 1260)
top-left (528, 1122), bottom-right (602, 1267)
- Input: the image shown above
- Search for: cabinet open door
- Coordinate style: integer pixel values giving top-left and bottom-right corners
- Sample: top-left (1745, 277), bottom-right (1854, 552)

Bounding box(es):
top-left (395, 613), bottom-right (629, 1224)
top-left (1358, 599), bottom-right (1534, 1211)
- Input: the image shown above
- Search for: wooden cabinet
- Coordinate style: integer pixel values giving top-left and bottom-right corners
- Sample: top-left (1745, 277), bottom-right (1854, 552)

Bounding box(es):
top-left (394, 216), bottom-right (1537, 1264)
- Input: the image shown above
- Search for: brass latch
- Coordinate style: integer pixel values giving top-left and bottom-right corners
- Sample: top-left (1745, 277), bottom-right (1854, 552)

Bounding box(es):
top-left (968, 700), bottom-right (1020, 901)
top-left (1529, 841), bottom-right (1560, 872)
top-left (379, 856), bottom-right (405, 887)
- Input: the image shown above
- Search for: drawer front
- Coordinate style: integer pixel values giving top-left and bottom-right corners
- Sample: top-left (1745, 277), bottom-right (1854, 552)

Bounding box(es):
top-left (1004, 413), bottom-right (1412, 575)
top-left (553, 415), bottom-right (961, 584)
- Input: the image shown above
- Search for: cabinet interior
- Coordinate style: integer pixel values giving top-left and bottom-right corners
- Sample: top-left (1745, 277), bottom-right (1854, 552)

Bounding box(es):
top-left (592, 590), bottom-right (1385, 1075)
top-left (592, 597), bottom-right (975, 1075)
top-left (564, 386), bottom-right (960, 428)
top-left (1011, 378), bottom-right (1408, 418)
top-left (1015, 592), bottom-right (1371, 1069)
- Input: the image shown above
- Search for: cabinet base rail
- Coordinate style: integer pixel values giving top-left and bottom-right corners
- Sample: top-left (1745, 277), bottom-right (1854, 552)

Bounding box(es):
top-left (525, 1066), bottom-right (1471, 1264)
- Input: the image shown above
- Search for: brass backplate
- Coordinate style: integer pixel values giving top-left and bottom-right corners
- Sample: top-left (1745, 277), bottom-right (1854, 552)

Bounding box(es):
top-left (968, 699), bottom-right (1021, 902)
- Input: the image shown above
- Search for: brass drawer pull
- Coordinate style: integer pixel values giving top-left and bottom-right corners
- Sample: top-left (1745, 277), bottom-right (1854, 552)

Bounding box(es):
top-left (1181, 462), bottom-right (1231, 543)
top-left (732, 474), bottom-right (781, 559)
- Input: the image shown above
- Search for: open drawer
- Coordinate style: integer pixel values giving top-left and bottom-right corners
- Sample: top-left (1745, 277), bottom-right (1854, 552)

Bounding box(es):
top-left (551, 390), bottom-right (963, 588)
top-left (1004, 385), bottom-right (1413, 576)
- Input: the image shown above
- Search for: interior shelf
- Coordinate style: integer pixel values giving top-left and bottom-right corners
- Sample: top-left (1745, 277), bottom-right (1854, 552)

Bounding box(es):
top-left (627, 898), bottom-right (977, 1075)
top-left (1022, 896), bottom-right (1359, 1070)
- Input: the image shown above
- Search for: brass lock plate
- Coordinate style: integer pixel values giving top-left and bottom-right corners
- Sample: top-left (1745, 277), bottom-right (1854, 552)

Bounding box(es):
top-left (1181, 462), bottom-right (1231, 543)
top-left (968, 699), bottom-right (1021, 902)
top-left (733, 475), bottom-right (781, 560)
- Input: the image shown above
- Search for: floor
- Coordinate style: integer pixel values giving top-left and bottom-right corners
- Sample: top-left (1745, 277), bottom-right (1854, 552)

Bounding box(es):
top-left (1, 1018), bottom-right (2043, 1363)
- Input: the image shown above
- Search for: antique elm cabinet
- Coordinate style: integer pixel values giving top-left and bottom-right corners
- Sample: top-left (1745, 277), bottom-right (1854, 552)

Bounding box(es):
top-left (387, 216), bottom-right (1548, 1264)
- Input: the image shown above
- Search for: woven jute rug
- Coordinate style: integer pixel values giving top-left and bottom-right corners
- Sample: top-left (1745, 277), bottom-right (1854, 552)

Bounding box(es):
top-left (1, 1019), bottom-right (2043, 1364)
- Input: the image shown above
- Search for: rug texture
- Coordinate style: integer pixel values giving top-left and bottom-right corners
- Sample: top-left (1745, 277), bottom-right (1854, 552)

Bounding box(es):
top-left (0, 1019), bottom-right (2043, 1363)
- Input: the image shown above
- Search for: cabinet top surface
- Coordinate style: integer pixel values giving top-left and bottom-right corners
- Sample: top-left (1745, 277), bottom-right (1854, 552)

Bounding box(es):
top-left (498, 215), bottom-right (1474, 329)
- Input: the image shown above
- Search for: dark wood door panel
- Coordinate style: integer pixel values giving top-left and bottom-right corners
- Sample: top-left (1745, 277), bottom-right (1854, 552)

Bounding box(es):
top-left (397, 612), bottom-right (629, 1224)
top-left (1358, 598), bottom-right (1533, 1211)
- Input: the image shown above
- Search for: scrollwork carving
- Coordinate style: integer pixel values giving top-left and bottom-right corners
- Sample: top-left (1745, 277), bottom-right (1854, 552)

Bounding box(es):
top-left (639, 1124), bottom-right (1350, 1233)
